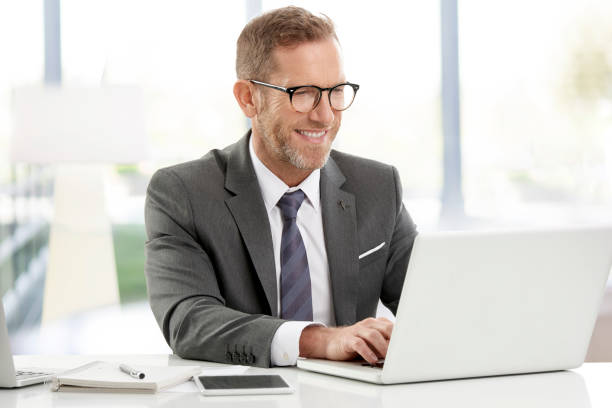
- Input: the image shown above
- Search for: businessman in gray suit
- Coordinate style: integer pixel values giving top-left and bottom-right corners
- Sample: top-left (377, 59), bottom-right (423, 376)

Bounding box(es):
top-left (145, 6), bottom-right (418, 368)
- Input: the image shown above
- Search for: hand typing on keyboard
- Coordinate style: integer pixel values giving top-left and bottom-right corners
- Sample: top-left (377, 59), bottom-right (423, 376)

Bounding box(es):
top-left (299, 317), bottom-right (393, 365)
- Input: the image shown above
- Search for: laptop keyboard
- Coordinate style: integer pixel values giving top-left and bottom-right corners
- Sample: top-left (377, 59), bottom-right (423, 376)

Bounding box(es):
top-left (361, 359), bottom-right (385, 368)
top-left (16, 370), bottom-right (53, 380)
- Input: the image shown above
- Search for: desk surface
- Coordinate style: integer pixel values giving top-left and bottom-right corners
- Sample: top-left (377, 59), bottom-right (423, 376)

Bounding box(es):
top-left (2, 355), bottom-right (611, 408)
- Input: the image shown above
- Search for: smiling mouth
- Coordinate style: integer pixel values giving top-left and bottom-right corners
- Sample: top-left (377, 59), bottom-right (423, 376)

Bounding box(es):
top-left (296, 129), bottom-right (327, 138)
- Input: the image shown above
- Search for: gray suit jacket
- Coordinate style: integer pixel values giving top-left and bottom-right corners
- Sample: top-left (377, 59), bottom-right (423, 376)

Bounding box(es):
top-left (144, 132), bottom-right (417, 367)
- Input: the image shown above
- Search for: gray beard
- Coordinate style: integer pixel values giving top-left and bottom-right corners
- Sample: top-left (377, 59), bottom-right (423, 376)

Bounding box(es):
top-left (280, 141), bottom-right (330, 170)
top-left (258, 121), bottom-right (330, 171)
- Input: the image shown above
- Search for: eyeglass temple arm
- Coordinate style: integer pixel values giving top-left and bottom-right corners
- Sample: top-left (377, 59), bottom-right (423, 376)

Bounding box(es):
top-left (249, 80), bottom-right (288, 93)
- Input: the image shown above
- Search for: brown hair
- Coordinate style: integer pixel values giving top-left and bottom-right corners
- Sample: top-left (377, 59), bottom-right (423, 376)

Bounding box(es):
top-left (236, 6), bottom-right (338, 80)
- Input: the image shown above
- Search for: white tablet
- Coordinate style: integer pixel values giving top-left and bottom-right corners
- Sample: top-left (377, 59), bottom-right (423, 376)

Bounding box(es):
top-left (194, 374), bottom-right (294, 396)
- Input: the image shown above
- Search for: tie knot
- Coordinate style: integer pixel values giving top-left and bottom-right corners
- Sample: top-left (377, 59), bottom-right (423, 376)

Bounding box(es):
top-left (277, 189), bottom-right (305, 219)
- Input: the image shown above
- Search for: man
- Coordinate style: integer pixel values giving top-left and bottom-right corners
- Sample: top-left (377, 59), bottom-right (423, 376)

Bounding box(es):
top-left (145, 6), bottom-right (417, 368)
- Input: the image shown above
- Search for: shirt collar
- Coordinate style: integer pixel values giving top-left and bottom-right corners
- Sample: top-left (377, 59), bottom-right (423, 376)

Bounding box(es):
top-left (249, 134), bottom-right (320, 214)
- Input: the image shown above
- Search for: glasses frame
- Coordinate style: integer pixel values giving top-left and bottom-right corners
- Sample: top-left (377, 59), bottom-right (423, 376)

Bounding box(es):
top-left (249, 80), bottom-right (360, 113)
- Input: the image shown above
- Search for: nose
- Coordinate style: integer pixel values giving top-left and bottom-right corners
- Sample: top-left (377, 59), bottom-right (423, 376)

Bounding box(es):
top-left (309, 92), bottom-right (335, 125)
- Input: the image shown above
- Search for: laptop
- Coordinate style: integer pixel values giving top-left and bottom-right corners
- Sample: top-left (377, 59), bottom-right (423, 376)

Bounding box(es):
top-left (298, 368), bottom-right (589, 407)
top-left (297, 227), bottom-right (612, 384)
top-left (0, 299), bottom-right (57, 387)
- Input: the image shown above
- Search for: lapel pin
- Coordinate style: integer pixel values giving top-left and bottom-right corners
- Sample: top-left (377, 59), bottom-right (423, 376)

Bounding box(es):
top-left (338, 200), bottom-right (349, 210)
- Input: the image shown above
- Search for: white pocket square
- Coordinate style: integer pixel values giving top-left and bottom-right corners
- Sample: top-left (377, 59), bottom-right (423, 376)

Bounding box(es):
top-left (358, 242), bottom-right (386, 260)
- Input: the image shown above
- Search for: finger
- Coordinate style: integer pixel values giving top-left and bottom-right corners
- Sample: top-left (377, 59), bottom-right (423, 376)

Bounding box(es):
top-left (377, 319), bottom-right (394, 340)
top-left (358, 328), bottom-right (389, 358)
top-left (349, 337), bottom-right (378, 364)
top-left (359, 317), bottom-right (394, 340)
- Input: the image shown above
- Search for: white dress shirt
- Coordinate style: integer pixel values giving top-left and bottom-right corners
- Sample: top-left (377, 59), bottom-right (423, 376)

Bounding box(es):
top-left (248, 137), bottom-right (335, 366)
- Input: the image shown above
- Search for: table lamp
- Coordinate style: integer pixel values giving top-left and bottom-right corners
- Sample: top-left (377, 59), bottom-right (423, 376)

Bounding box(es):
top-left (11, 85), bottom-right (148, 322)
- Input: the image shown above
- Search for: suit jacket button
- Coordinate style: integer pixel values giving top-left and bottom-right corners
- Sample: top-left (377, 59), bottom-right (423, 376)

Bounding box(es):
top-left (225, 345), bottom-right (232, 362)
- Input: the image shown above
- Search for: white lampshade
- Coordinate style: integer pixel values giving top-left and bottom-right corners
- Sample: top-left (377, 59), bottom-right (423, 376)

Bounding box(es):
top-left (9, 84), bottom-right (149, 322)
top-left (11, 85), bottom-right (148, 164)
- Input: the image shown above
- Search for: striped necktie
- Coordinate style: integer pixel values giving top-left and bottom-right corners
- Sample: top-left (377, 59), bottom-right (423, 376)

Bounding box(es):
top-left (277, 190), bottom-right (313, 321)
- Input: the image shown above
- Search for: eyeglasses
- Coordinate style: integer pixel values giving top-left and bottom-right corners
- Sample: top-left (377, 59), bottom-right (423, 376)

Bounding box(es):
top-left (249, 80), bottom-right (360, 113)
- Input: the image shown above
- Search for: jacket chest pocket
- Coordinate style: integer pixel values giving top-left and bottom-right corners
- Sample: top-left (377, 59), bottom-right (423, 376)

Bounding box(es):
top-left (358, 241), bottom-right (387, 269)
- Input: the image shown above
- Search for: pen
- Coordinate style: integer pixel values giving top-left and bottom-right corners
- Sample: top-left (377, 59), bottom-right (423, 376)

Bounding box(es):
top-left (119, 363), bottom-right (146, 379)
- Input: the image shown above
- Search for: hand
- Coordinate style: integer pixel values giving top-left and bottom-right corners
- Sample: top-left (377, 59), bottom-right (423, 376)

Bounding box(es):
top-left (299, 317), bottom-right (393, 364)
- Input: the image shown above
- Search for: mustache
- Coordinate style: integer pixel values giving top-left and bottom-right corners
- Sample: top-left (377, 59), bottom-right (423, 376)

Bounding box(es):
top-left (293, 123), bottom-right (337, 130)
top-left (294, 127), bottom-right (331, 131)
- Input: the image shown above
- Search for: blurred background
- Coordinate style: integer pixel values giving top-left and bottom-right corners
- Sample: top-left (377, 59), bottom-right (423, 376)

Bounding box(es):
top-left (1, 0), bottom-right (611, 359)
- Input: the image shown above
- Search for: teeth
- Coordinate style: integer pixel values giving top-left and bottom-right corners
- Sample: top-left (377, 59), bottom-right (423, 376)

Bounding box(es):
top-left (298, 129), bottom-right (326, 138)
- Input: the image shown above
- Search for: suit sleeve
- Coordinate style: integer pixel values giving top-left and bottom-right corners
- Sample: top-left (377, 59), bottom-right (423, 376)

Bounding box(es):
top-left (144, 169), bottom-right (284, 367)
top-left (380, 166), bottom-right (418, 314)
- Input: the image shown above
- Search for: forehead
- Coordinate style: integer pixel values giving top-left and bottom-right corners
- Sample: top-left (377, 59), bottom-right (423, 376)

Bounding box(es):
top-left (269, 38), bottom-right (345, 87)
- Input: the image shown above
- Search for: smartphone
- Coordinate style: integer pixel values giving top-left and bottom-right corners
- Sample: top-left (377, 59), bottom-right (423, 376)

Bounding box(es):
top-left (194, 374), bottom-right (294, 396)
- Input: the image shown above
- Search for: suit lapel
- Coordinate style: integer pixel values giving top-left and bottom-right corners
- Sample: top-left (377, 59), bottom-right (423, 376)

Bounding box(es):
top-left (224, 132), bottom-right (278, 316)
top-left (320, 156), bottom-right (358, 325)
top-left (223, 136), bottom-right (359, 323)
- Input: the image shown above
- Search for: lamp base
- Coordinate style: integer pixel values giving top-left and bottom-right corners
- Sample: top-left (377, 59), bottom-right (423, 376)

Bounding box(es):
top-left (42, 165), bottom-right (120, 323)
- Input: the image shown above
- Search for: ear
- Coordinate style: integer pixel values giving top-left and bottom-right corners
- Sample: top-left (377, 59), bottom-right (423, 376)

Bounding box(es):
top-left (233, 80), bottom-right (258, 118)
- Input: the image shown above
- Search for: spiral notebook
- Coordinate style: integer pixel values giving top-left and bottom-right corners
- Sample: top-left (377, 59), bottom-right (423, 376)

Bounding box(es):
top-left (51, 361), bottom-right (201, 393)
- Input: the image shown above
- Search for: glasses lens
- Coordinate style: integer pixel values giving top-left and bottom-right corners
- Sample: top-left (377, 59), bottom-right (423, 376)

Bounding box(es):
top-left (330, 84), bottom-right (356, 111)
top-left (291, 87), bottom-right (320, 112)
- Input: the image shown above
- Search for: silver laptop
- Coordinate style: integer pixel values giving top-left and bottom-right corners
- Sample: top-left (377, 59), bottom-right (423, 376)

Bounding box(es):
top-left (298, 227), bottom-right (612, 384)
top-left (0, 299), bottom-right (57, 387)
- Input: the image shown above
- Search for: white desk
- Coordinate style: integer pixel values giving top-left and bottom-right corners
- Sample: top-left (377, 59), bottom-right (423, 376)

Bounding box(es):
top-left (2, 355), bottom-right (611, 407)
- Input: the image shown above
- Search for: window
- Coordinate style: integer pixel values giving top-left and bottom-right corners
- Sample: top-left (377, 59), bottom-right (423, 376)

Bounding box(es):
top-left (459, 1), bottom-right (612, 227)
